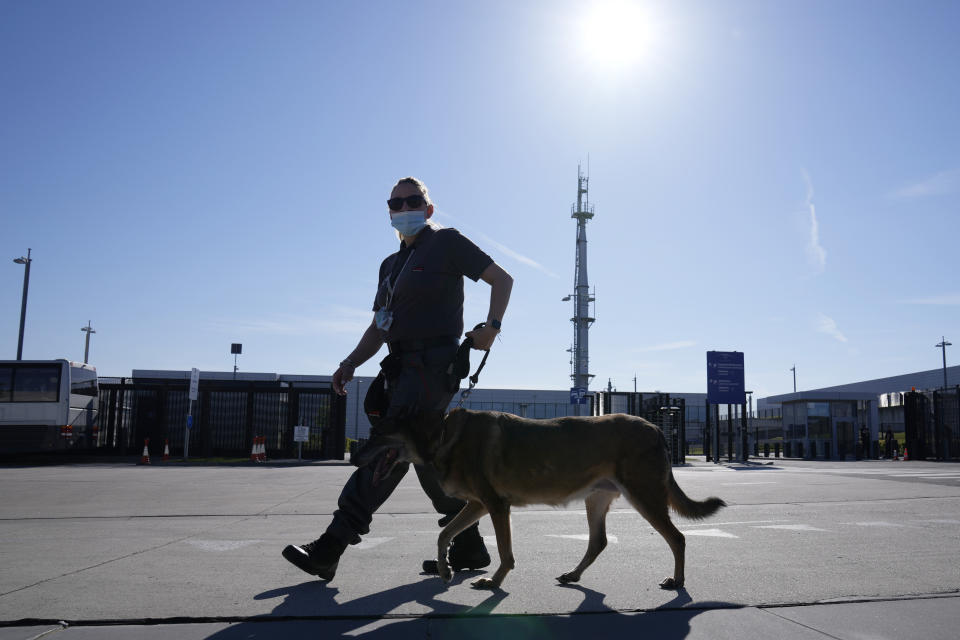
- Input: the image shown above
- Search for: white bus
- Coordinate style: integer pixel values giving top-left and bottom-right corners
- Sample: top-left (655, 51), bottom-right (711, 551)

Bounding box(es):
top-left (0, 360), bottom-right (99, 453)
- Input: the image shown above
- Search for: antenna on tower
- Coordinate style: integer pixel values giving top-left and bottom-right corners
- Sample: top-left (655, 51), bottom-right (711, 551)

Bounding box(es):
top-left (563, 163), bottom-right (596, 414)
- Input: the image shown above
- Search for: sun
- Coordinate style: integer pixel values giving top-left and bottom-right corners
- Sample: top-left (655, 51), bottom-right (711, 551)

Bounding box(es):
top-left (580, 0), bottom-right (657, 68)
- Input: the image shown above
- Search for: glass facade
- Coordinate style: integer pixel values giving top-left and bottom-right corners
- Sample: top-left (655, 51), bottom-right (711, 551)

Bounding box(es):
top-left (778, 397), bottom-right (874, 459)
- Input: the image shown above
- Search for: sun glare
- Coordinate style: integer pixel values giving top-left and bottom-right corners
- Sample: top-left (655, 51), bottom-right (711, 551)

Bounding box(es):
top-left (580, 0), bottom-right (657, 68)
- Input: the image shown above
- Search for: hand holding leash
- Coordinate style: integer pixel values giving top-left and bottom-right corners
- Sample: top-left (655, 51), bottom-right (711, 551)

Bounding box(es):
top-left (465, 323), bottom-right (499, 351)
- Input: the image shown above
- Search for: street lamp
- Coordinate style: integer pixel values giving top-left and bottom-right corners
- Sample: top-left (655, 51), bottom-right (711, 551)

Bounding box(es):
top-left (790, 365), bottom-right (797, 393)
top-left (81, 321), bottom-right (95, 364)
top-left (936, 337), bottom-right (951, 390)
top-left (12, 249), bottom-right (32, 360)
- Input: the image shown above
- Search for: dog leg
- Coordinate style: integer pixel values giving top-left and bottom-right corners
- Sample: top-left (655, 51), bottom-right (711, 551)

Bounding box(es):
top-left (436, 500), bottom-right (488, 583)
top-left (623, 491), bottom-right (686, 589)
top-left (472, 505), bottom-right (513, 589)
top-left (557, 490), bottom-right (618, 584)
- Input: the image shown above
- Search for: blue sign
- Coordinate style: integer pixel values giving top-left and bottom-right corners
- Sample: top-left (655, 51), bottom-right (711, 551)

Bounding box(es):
top-left (187, 415), bottom-right (194, 430)
top-left (570, 387), bottom-right (588, 405)
top-left (707, 351), bottom-right (745, 405)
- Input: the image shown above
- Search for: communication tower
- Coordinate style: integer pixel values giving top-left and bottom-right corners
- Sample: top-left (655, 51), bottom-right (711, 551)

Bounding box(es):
top-left (563, 165), bottom-right (596, 398)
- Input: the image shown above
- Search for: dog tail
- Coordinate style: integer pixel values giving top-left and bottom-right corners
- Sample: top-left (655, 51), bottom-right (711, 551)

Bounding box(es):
top-left (666, 470), bottom-right (726, 520)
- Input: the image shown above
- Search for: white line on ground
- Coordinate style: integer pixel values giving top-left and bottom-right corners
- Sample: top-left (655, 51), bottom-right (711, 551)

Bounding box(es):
top-left (546, 533), bottom-right (619, 543)
top-left (183, 539), bottom-right (262, 552)
top-left (681, 528), bottom-right (739, 538)
top-left (753, 524), bottom-right (830, 532)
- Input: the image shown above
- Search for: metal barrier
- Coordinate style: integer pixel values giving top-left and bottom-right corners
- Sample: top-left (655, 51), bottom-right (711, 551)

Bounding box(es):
top-left (97, 378), bottom-right (345, 459)
top-left (905, 388), bottom-right (960, 460)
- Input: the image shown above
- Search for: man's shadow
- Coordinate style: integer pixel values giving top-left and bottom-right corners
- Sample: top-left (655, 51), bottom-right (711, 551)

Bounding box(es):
top-left (201, 571), bottom-right (508, 639)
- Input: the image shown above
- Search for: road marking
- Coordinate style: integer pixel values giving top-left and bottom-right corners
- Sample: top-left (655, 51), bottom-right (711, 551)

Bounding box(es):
top-left (683, 520), bottom-right (787, 527)
top-left (721, 482), bottom-right (777, 485)
top-left (184, 539), bottom-right (261, 552)
top-left (546, 534), bottom-right (619, 543)
top-left (851, 521), bottom-right (909, 528)
top-left (355, 537), bottom-right (392, 550)
top-left (753, 524), bottom-right (829, 532)
top-left (681, 528), bottom-right (738, 539)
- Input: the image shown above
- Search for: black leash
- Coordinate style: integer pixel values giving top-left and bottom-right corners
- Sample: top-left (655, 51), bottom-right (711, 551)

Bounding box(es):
top-left (453, 323), bottom-right (491, 408)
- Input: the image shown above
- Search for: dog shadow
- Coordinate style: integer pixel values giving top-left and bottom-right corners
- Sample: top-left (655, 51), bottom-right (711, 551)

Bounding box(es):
top-left (553, 583), bottom-right (744, 639)
top-left (201, 579), bottom-right (740, 640)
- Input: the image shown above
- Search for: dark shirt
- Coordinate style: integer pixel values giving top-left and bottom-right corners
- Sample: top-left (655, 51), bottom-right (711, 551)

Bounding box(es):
top-left (372, 225), bottom-right (493, 342)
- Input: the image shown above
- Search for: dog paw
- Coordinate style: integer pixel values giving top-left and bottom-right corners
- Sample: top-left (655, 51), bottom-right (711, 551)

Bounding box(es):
top-left (471, 578), bottom-right (499, 590)
top-left (659, 577), bottom-right (683, 590)
top-left (557, 573), bottom-right (580, 584)
top-left (438, 562), bottom-right (453, 583)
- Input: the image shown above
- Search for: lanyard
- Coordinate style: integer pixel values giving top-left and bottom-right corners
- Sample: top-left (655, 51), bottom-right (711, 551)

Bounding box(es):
top-left (381, 249), bottom-right (415, 311)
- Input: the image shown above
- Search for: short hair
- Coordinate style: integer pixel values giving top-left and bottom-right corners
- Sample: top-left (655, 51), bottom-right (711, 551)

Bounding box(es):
top-left (393, 176), bottom-right (432, 205)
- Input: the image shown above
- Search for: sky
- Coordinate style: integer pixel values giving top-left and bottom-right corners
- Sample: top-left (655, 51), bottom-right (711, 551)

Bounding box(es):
top-left (1, 0), bottom-right (958, 402)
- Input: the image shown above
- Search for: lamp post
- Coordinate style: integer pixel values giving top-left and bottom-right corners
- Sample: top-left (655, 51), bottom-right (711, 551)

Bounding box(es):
top-left (936, 337), bottom-right (951, 390)
top-left (13, 249), bottom-right (32, 360)
top-left (81, 321), bottom-right (95, 364)
top-left (790, 365), bottom-right (796, 393)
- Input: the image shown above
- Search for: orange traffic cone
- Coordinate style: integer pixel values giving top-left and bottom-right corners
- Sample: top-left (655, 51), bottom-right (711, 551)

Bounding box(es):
top-left (140, 438), bottom-right (151, 465)
top-left (250, 437), bottom-right (259, 462)
top-left (903, 447), bottom-right (909, 461)
top-left (163, 439), bottom-right (171, 462)
top-left (258, 436), bottom-right (267, 462)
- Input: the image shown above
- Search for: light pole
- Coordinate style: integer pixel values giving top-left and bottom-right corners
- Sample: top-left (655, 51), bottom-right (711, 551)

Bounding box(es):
top-left (81, 321), bottom-right (95, 364)
top-left (936, 337), bottom-right (951, 390)
top-left (13, 249), bottom-right (32, 360)
top-left (790, 365), bottom-right (796, 393)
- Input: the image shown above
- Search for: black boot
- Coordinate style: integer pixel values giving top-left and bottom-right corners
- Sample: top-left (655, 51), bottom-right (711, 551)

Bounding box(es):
top-left (282, 533), bottom-right (346, 580)
top-left (422, 522), bottom-right (491, 574)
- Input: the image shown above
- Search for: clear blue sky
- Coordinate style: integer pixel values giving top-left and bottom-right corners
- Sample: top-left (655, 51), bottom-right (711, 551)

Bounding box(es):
top-left (2, 0), bottom-right (958, 401)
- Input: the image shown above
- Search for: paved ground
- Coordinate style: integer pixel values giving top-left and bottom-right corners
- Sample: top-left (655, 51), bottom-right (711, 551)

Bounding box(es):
top-left (0, 456), bottom-right (958, 638)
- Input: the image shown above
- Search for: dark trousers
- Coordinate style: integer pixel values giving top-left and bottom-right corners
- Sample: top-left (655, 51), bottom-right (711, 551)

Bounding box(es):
top-left (326, 343), bottom-right (463, 545)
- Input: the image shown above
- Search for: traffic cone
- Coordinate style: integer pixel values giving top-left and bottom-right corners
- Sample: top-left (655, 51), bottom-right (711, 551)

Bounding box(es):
top-left (163, 439), bottom-right (170, 462)
top-left (258, 436), bottom-right (267, 462)
top-left (250, 437), bottom-right (259, 462)
top-left (140, 438), bottom-right (151, 465)
top-left (903, 446), bottom-right (909, 461)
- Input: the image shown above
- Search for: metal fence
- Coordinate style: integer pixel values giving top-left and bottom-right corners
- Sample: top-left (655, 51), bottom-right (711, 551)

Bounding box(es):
top-left (593, 391), bottom-right (686, 464)
top-left (96, 378), bottom-right (346, 460)
top-left (905, 387), bottom-right (959, 460)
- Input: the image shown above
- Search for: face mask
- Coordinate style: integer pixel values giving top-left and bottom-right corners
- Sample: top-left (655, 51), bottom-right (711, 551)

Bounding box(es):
top-left (390, 210), bottom-right (427, 237)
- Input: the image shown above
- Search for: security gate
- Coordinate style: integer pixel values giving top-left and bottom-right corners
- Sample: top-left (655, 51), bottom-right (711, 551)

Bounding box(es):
top-left (96, 378), bottom-right (345, 460)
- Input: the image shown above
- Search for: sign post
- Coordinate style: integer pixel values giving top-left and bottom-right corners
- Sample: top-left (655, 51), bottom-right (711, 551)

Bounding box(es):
top-left (294, 425), bottom-right (309, 461)
top-left (707, 352), bottom-right (746, 463)
top-left (570, 387), bottom-right (587, 405)
top-left (185, 368), bottom-right (199, 460)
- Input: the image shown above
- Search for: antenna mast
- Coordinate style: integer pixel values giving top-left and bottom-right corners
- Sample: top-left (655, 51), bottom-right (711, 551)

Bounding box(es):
top-left (568, 164), bottom-right (596, 399)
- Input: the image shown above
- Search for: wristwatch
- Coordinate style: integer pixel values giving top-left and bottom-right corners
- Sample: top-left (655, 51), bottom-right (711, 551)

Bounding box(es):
top-left (489, 319), bottom-right (502, 330)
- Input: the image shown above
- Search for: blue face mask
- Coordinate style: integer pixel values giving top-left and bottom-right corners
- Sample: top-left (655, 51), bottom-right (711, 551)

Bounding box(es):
top-left (390, 210), bottom-right (428, 237)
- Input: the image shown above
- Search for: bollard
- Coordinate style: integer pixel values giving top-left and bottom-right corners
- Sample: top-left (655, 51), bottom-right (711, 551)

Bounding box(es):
top-left (775, 442), bottom-right (781, 458)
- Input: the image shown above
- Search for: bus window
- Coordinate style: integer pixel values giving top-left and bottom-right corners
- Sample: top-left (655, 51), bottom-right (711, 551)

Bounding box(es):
top-left (70, 367), bottom-right (98, 398)
top-left (0, 366), bottom-right (12, 402)
top-left (13, 366), bottom-right (61, 402)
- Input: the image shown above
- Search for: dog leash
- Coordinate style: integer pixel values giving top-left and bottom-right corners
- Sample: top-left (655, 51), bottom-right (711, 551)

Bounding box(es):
top-left (455, 324), bottom-right (491, 409)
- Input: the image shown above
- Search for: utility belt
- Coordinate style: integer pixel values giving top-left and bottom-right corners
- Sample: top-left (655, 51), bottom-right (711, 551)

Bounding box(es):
top-left (387, 335), bottom-right (459, 354)
top-left (363, 327), bottom-right (488, 428)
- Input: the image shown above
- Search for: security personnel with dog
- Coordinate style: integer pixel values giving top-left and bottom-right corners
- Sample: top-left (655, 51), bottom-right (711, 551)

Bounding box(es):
top-left (282, 176), bottom-right (513, 580)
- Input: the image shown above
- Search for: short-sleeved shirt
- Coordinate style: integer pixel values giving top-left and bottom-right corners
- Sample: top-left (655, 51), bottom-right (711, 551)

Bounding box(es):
top-left (372, 225), bottom-right (493, 342)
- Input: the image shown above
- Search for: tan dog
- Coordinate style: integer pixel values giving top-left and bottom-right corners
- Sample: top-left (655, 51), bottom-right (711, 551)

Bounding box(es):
top-left (361, 408), bottom-right (725, 590)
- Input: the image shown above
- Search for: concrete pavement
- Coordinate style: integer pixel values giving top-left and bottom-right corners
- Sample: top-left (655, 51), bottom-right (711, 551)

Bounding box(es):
top-left (1, 458), bottom-right (958, 638)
